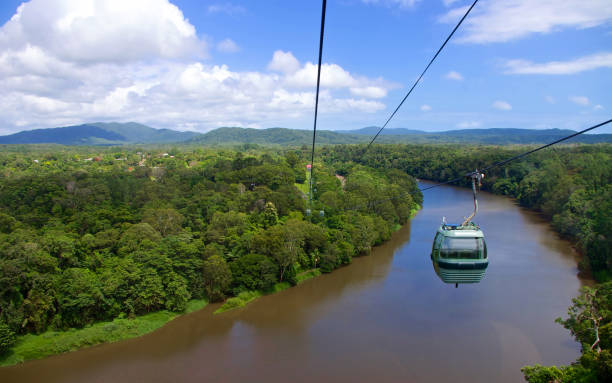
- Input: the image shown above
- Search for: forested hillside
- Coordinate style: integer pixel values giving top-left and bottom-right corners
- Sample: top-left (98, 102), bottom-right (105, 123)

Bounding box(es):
top-left (323, 144), bottom-right (612, 281)
top-left (189, 127), bottom-right (612, 146)
top-left (0, 145), bottom-right (421, 358)
top-left (0, 123), bottom-right (198, 145)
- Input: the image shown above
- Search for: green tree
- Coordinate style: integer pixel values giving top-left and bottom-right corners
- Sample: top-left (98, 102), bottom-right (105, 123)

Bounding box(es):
top-left (230, 254), bottom-right (278, 292)
top-left (202, 255), bottom-right (232, 301)
top-left (118, 223), bottom-right (161, 256)
top-left (56, 268), bottom-right (105, 328)
top-left (164, 274), bottom-right (191, 312)
top-left (142, 208), bottom-right (185, 237)
top-left (262, 202), bottom-right (278, 228)
top-left (523, 282), bottom-right (612, 382)
top-left (0, 323), bottom-right (16, 355)
top-left (133, 269), bottom-right (166, 313)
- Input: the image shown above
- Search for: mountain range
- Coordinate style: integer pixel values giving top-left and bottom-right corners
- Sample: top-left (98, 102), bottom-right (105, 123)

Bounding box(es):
top-left (1, 123), bottom-right (611, 146)
top-left (0, 122), bottom-right (197, 145)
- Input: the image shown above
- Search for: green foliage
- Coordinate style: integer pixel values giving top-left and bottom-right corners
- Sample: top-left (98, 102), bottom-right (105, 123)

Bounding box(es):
top-left (214, 291), bottom-right (262, 314)
top-left (0, 299), bottom-right (207, 366)
top-left (142, 208), bottom-right (184, 237)
top-left (188, 127), bottom-right (612, 147)
top-left (324, 144), bottom-right (612, 280)
top-left (523, 282), bottom-right (612, 382)
top-left (230, 254), bottom-right (278, 292)
top-left (202, 255), bottom-right (232, 301)
top-left (0, 145), bottom-right (421, 360)
top-left (296, 269), bottom-right (321, 284)
top-left (0, 323), bottom-right (16, 355)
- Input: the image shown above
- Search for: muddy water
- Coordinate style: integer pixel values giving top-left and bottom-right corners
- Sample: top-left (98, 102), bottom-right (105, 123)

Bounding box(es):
top-left (0, 182), bottom-right (585, 383)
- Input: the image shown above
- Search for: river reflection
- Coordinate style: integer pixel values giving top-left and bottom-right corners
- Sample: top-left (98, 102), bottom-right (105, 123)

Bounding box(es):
top-left (0, 182), bottom-right (585, 383)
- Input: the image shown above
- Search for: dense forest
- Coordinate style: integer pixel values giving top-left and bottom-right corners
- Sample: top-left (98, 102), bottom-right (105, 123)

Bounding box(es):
top-left (319, 143), bottom-right (612, 382)
top-left (0, 145), bottom-right (421, 355)
top-left (323, 144), bottom-right (612, 281)
top-left (1, 142), bottom-right (610, 379)
top-left (3, 123), bottom-right (611, 147)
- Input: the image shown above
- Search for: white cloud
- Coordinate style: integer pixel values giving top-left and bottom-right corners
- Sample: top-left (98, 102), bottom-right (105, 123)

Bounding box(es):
top-left (350, 86), bottom-right (388, 99)
top-left (0, 0), bottom-right (205, 63)
top-left (217, 38), bottom-right (240, 53)
top-left (362, 0), bottom-right (421, 9)
top-left (0, 2), bottom-right (394, 135)
top-left (208, 4), bottom-right (246, 15)
top-left (268, 50), bottom-right (301, 74)
top-left (286, 62), bottom-right (356, 88)
top-left (445, 70), bottom-right (463, 80)
top-left (420, 104), bottom-right (432, 111)
top-left (273, 52), bottom-right (396, 98)
top-left (439, 0), bottom-right (612, 44)
top-left (492, 100), bottom-right (512, 111)
top-left (545, 96), bottom-right (555, 104)
top-left (569, 96), bottom-right (590, 106)
top-left (594, 104), bottom-right (604, 110)
top-left (457, 121), bottom-right (481, 128)
top-left (504, 52), bottom-right (612, 75)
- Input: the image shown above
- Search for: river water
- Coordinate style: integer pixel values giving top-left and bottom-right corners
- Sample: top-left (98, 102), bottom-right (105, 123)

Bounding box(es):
top-left (0, 182), bottom-right (585, 382)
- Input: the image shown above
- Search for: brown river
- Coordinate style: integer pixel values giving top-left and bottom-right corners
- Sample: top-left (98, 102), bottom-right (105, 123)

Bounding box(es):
top-left (0, 182), bottom-right (586, 382)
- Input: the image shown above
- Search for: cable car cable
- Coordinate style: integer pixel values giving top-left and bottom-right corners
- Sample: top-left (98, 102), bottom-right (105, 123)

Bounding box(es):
top-left (308, 0), bottom-right (327, 210)
top-left (364, 0), bottom-right (479, 151)
top-left (418, 118), bottom-right (612, 191)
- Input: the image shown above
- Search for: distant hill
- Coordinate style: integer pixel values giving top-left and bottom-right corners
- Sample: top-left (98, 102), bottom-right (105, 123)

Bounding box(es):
top-left (189, 126), bottom-right (612, 146)
top-left (2, 124), bottom-right (610, 146)
top-left (0, 122), bottom-right (198, 145)
top-left (189, 127), bottom-right (368, 146)
top-left (339, 126), bottom-right (424, 135)
top-left (340, 127), bottom-right (612, 145)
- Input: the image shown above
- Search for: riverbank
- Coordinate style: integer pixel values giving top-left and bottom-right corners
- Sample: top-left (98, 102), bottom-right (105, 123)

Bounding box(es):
top-left (214, 269), bottom-right (322, 314)
top-left (0, 184), bottom-right (583, 383)
top-left (0, 299), bottom-right (207, 367)
top-left (0, 206), bottom-right (421, 364)
top-left (214, 206), bottom-right (421, 315)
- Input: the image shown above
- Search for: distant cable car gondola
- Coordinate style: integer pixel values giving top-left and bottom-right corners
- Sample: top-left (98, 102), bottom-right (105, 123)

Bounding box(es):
top-left (431, 171), bottom-right (488, 287)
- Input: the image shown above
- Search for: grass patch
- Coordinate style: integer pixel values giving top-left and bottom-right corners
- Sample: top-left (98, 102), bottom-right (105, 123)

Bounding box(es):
top-left (0, 299), bottom-right (207, 367)
top-left (214, 291), bottom-right (262, 314)
top-left (185, 299), bottom-right (208, 313)
top-left (214, 280), bottom-right (303, 315)
top-left (271, 281), bottom-right (291, 293)
top-left (296, 269), bottom-right (321, 284)
top-left (294, 181), bottom-right (309, 195)
top-left (294, 170), bottom-right (310, 195)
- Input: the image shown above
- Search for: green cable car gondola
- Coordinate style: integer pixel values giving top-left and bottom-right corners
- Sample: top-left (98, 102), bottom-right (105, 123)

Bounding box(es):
top-left (431, 171), bottom-right (488, 287)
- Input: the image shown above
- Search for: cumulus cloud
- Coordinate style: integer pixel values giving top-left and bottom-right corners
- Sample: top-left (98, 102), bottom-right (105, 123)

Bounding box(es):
top-left (445, 70), bottom-right (463, 80)
top-left (569, 96), bottom-right (590, 106)
top-left (268, 50), bottom-right (301, 74)
top-left (420, 104), bottom-right (432, 111)
top-left (439, 0), bottom-right (612, 44)
top-left (270, 51), bottom-right (396, 98)
top-left (594, 104), bottom-right (604, 110)
top-left (503, 52), bottom-right (612, 75)
top-left (0, 2), bottom-right (394, 134)
top-left (0, 0), bottom-right (205, 63)
top-left (217, 38), bottom-right (240, 53)
top-left (545, 96), bottom-right (555, 104)
top-left (492, 100), bottom-right (512, 110)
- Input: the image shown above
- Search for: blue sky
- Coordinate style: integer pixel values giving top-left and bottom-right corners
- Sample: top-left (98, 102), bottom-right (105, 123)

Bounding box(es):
top-left (0, 0), bottom-right (610, 134)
